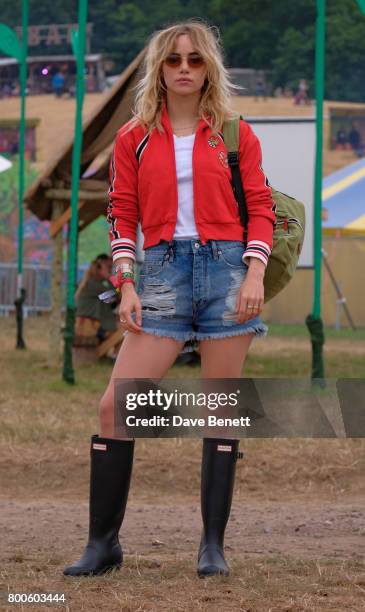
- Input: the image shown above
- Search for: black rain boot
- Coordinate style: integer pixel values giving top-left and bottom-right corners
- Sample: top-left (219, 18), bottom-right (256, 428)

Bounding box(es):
top-left (197, 438), bottom-right (242, 578)
top-left (63, 435), bottom-right (135, 576)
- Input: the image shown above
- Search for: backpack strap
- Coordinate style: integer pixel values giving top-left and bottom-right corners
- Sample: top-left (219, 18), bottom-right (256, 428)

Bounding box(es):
top-left (223, 115), bottom-right (248, 242)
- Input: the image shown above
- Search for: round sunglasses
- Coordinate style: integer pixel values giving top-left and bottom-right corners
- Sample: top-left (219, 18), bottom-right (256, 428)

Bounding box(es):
top-left (164, 53), bottom-right (205, 69)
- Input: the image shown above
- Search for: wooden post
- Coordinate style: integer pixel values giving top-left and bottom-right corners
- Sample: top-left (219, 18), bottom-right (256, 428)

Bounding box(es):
top-left (48, 199), bottom-right (64, 365)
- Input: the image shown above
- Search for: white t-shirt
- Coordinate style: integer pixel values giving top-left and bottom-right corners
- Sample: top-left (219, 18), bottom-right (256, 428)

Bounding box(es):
top-left (173, 133), bottom-right (199, 239)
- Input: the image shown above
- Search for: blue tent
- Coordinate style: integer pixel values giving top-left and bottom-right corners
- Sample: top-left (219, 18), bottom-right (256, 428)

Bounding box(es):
top-left (322, 157), bottom-right (365, 235)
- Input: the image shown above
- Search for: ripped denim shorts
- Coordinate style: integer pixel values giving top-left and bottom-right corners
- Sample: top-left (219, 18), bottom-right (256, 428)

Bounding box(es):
top-left (128, 239), bottom-right (268, 352)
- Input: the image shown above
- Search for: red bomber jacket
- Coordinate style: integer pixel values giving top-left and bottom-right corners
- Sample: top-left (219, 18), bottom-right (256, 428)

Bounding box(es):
top-left (107, 101), bottom-right (276, 267)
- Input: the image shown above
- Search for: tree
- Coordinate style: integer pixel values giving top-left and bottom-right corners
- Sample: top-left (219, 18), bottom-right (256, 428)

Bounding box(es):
top-left (0, 0), bottom-right (364, 102)
top-left (272, 26), bottom-right (315, 96)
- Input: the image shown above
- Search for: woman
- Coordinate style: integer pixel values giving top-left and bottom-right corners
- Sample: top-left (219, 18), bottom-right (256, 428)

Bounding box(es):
top-left (74, 254), bottom-right (117, 347)
top-left (64, 20), bottom-right (276, 579)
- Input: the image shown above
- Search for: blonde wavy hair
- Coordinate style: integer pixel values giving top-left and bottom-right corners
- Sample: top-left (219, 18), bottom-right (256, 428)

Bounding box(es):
top-left (127, 19), bottom-right (241, 135)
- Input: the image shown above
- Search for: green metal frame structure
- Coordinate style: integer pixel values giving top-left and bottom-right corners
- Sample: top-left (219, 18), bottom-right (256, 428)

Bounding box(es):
top-left (63, 0), bottom-right (89, 383)
top-left (307, 0), bottom-right (365, 380)
top-left (0, 1), bottom-right (28, 348)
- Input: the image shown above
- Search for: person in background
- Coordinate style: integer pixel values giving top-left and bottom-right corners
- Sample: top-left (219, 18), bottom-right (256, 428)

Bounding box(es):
top-left (68, 81), bottom-right (76, 98)
top-left (254, 75), bottom-right (266, 101)
top-left (52, 71), bottom-right (65, 98)
top-left (348, 123), bottom-right (362, 157)
top-left (336, 127), bottom-right (347, 150)
top-left (294, 78), bottom-right (308, 105)
top-left (74, 254), bottom-right (118, 348)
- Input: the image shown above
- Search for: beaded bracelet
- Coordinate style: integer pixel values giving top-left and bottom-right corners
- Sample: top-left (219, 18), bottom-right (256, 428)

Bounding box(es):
top-left (117, 270), bottom-right (135, 288)
top-left (109, 270), bottom-right (135, 293)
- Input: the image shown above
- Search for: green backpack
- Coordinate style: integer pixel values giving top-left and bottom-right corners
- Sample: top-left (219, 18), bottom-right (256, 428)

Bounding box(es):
top-left (223, 116), bottom-right (306, 303)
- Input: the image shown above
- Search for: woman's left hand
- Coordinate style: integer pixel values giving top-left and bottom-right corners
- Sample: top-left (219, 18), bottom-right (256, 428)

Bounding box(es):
top-left (236, 258), bottom-right (266, 322)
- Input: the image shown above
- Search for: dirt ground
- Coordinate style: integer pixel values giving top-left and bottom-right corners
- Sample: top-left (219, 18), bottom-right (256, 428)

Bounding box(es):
top-left (1, 496), bottom-right (364, 611)
top-left (1, 317), bottom-right (364, 611)
top-left (1, 437), bottom-right (364, 612)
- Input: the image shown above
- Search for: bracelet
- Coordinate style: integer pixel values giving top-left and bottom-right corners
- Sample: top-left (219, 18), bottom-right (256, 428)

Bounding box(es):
top-left (115, 266), bottom-right (134, 274)
top-left (109, 271), bottom-right (135, 292)
top-left (120, 278), bottom-right (135, 288)
top-left (115, 263), bottom-right (134, 273)
top-left (120, 271), bottom-right (134, 279)
top-left (117, 270), bottom-right (135, 288)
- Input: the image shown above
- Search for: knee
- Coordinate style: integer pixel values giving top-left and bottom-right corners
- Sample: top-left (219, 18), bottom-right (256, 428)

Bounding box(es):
top-left (99, 389), bottom-right (132, 440)
top-left (98, 391), bottom-right (114, 429)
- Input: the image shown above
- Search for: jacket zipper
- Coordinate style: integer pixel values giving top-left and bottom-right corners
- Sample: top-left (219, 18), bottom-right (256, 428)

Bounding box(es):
top-left (169, 128), bottom-right (179, 235)
top-left (191, 128), bottom-right (205, 244)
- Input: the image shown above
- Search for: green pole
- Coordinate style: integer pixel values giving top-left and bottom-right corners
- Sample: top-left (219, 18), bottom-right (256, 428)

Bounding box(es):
top-left (306, 0), bottom-right (365, 378)
top-left (62, 0), bottom-right (88, 383)
top-left (0, 8), bottom-right (29, 349)
top-left (14, 0), bottom-right (29, 349)
top-left (17, 0), bottom-right (28, 296)
top-left (306, 0), bottom-right (326, 379)
top-left (312, 0), bottom-right (325, 319)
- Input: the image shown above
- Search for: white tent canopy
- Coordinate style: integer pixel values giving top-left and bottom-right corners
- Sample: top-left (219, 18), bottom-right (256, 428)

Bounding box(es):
top-left (0, 155), bottom-right (12, 173)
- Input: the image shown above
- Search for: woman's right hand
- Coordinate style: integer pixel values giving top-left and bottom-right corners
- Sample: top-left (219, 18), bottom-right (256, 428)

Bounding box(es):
top-left (119, 284), bottom-right (143, 333)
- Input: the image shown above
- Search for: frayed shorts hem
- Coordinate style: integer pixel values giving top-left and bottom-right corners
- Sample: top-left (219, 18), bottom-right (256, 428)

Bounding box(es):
top-left (195, 324), bottom-right (268, 341)
top-left (125, 324), bottom-right (268, 353)
top-left (124, 327), bottom-right (194, 345)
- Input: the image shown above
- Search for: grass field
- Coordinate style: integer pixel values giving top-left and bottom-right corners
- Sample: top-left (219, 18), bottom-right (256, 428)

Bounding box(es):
top-left (0, 315), bottom-right (364, 611)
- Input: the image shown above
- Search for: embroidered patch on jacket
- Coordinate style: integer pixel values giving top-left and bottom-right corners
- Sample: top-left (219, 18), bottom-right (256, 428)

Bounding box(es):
top-left (218, 151), bottom-right (228, 168)
top-left (208, 135), bottom-right (220, 148)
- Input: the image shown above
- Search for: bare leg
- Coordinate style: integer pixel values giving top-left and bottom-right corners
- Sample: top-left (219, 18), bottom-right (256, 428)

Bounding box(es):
top-left (200, 333), bottom-right (254, 378)
top-left (99, 332), bottom-right (185, 439)
top-left (199, 334), bottom-right (255, 436)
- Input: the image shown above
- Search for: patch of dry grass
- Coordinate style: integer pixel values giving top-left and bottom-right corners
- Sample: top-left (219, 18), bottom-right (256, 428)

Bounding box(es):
top-left (1, 315), bottom-right (364, 611)
top-left (1, 556), bottom-right (364, 611)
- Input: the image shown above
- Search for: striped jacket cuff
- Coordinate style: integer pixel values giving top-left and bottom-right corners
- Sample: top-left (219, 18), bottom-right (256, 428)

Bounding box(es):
top-left (242, 240), bottom-right (271, 267)
top-left (111, 238), bottom-right (136, 262)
